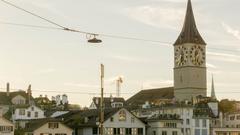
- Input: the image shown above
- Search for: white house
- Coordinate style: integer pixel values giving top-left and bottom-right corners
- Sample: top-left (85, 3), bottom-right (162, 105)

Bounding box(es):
top-left (13, 105), bottom-right (45, 128)
top-left (13, 105), bottom-right (45, 120)
top-left (0, 116), bottom-right (14, 135)
top-left (62, 108), bottom-right (146, 135)
top-left (103, 108), bottom-right (145, 135)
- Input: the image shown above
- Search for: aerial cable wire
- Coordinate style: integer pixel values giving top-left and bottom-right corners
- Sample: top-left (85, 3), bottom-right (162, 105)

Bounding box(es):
top-left (0, 0), bottom-right (96, 35)
top-left (0, 21), bottom-right (61, 30)
top-left (1, 0), bottom-right (240, 53)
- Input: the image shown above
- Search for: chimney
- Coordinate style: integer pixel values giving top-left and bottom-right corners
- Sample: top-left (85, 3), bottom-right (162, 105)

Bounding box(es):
top-left (27, 85), bottom-right (32, 105)
top-left (6, 83), bottom-right (10, 97)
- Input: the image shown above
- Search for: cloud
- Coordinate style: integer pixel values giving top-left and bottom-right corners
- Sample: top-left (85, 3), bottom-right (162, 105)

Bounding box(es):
top-left (64, 82), bottom-right (99, 88)
top-left (206, 63), bottom-right (217, 69)
top-left (222, 22), bottom-right (240, 41)
top-left (38, 68), bottom-right (56, 74)
top-left (207, 51), bottom-right (240, 63)
top-left (143, 80), bottom-right (173, 89)
top-left (21, 0), bottom-right (69, 20)
top-left (105, 75), bottom-right (124, 85)
top-left (124, 6), bottom-right (184, 30)
top-left (112, 55), bottom-right (153, 63)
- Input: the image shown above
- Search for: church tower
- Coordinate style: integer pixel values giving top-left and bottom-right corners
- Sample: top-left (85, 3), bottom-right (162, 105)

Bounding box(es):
top-left (174, 0), bottom-right (207, 101)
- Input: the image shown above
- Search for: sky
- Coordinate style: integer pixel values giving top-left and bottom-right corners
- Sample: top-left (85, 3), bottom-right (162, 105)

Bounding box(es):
top-left (0, 0), bottom-right (240, 107)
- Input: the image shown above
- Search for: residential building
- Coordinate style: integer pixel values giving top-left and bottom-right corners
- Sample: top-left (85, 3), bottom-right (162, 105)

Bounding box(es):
top-left (89, 96), bottom-right (126, 109)
top-left (61, 108), bottom-right (146, 135)
top-left (0, 116), bottom-right (14, 135)
top-left (147, 114), bottom-right (182, 135)
top-left (24, 119), bottom-right (73, 135)
top-left (223, 112), bottom-right (240, 128)
top-left (212, 128), bottom-right (240, 135)
top-left (13, 105), bottom-right (45, 128)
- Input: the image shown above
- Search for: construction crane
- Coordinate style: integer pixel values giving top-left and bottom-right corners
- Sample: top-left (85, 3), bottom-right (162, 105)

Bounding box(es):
top-left (116, 76), bottom-right (123, 97)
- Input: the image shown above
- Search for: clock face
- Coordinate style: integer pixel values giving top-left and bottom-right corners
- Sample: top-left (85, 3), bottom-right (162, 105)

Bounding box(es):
top-left (190, 46), bottom-right (205, 66)
top-left (175, 46), bottom-right (188, 67)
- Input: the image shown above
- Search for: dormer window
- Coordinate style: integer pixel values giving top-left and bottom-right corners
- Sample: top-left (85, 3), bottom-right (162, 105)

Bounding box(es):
top-left (0, 126), bottom-right (13, 132)
top-left (110, 117), bottom-right (114, 122)
top-left (119, 110), bottom-right (126, 121)
top-left (48, 122), bottom-right (59, 129)
top-left (111, 102), bottom-right (123, 108)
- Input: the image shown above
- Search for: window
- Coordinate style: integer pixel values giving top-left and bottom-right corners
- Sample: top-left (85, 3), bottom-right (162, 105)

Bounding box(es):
top-left (119, 110), bottom-right (126, 121)
top-left (162, 131), bottom-right (167, 135)
top-left (107, 128), bottom-right (113, 135)
top-left (153, 131), bottom-right (156, 135)
top-left (186, 119), bottom-right (190, 125)
top-left (164, 122), bottom-right (177, 128)
top-left (138, 128), bottom-right (143, 135)
top-left (111, 102), bottom-right (123, 108)
top-left (202, 129), bottom-right (208, 135)
top-left (194, 129), bottom-right (200, 135)
top-left (230, 116), bottom-right (235, 120)
top-left (195, 119), bottom-right (200, 127)
top-left (55, 134), bottom-right (66, 135)
top-left (125, 128), bottom-right (132, 135)
top-left (19, 109), bottom-right (25, 115)
top-left (35, 112), bottom-right (38, 118)
top-left (27, 111), bottom-right (31, 117)
top-left (131, 117), bottom-right (135, 123)
top-left (31, 107), bottom-right (34, 111)
top-left (110, 117), bottom-right (114, 122)
top-left (48, 122), bottom-right (59, 129)
top-left (172, 131), bottom-right (178, 135)
top-left (0, 126), bottom-right (13, 132)
top-left (202, 119), bottom-right (207, 127)
top-left (92, 128), bottom-right (98, 135)
top-left (113, 128), bottom-right (120, 135)
top-left (237, 115), bottom-right (240, 120)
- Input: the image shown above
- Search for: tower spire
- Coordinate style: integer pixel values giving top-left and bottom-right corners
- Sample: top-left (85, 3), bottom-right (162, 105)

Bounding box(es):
top-left (174, 0), bottom-right (206, 45)
top-left (211, 75), bottom-right (216, 100)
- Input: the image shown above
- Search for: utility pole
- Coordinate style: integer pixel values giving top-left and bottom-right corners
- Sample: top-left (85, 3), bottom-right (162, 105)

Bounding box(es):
top-left (100, 64), bottom-right (104, 135)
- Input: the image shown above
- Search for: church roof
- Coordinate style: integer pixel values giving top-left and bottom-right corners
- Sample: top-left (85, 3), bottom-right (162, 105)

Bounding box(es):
top-left (174, 0), bottom-right (206, 45)
top-left (126, 87), bottom-right (174, 107)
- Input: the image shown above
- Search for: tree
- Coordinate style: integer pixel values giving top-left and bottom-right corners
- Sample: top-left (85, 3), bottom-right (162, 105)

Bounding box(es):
top-left (219, 99), bottom-right (236, 113)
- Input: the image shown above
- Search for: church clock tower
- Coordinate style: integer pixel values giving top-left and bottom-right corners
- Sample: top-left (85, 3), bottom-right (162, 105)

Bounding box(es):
top-left (174, 0), bottom-right (207, 101)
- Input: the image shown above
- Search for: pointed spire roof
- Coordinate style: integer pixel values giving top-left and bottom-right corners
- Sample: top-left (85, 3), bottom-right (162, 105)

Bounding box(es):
top-left (174, 0), bottom-right (206, 45)
top-left (211, 75), bottom-right (217, 100)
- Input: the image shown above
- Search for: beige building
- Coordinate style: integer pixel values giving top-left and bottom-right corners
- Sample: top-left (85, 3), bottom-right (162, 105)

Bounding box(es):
top-left (212, 128), bottom-right (240, 135)
top-left (147, 114), bottom-right (182, 135)
top-left (0, 116), bottom-right (15, 135)
top-left (24, 119), bottom-right (73, 135)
